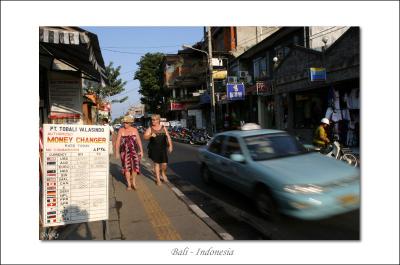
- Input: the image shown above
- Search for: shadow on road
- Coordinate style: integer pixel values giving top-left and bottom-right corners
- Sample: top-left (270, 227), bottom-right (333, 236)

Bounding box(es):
top-left (110, 162), bottom-right (126, 187)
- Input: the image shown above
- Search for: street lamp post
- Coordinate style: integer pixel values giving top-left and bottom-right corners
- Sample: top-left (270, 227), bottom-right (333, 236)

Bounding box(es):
top-left (182, 28), bottom-right (216, 134)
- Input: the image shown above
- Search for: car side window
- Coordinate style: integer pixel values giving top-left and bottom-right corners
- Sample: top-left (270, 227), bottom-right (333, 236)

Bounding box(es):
top-left (223, 137), bottom-right (242, 159)
top-left (208, 135), bottom-right (225, 155)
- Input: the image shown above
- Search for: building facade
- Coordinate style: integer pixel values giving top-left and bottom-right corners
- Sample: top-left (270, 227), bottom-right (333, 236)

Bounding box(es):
top-left (162, 45), bottom-right (208, 129)
top-left (273, 27), bottom-right (360, 146)
top-left (39, 26), bottom-right (107, 126)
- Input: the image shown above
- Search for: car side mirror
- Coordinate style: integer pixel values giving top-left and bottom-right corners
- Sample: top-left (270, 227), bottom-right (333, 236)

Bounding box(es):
top-left (230, 154), bottom-right (246, 163)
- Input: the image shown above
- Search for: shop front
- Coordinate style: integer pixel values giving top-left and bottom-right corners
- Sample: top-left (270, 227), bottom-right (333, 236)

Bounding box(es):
top-left (39, 27), bottom-right (107, 126)
top-left (273, 28), bottom-right (359, 147)
top-left (248, 80), bottom-right (276, 129)
top-left (289, 85), bottom-right (329, 143)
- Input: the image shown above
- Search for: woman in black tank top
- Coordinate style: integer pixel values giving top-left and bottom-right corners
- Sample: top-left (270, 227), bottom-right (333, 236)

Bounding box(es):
top-left (144, 114), bottom-right (173, 185)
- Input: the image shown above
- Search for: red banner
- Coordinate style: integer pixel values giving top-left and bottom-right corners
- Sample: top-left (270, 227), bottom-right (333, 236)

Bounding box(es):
top-left (170, 102), bottom-right (185, 111)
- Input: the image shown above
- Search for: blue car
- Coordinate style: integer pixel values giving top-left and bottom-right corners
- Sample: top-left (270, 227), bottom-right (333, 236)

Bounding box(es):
top-left (198, 126), bottom-right (360, 220)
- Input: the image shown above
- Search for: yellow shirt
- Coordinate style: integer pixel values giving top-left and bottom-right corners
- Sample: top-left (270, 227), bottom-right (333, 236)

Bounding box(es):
top-left (313, 125), bottom-right (329, 146)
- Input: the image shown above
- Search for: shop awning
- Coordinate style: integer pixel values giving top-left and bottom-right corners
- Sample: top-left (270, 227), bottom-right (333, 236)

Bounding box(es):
top-left (39, 27), bottom-right (108, 85)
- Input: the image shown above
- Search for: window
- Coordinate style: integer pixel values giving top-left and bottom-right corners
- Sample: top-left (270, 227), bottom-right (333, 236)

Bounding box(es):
top-left (208, 135), bottom-right (225, 155)
top-left (244, 133), bottom-right (306, 161)
top-left (222, 137), bottom-right (242, 159)
top-left (253, 57), bottom-right (267, 80)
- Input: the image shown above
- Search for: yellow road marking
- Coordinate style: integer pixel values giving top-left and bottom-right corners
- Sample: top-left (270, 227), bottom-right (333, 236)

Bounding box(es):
top-left (136, 176), bottom-right (182, 240)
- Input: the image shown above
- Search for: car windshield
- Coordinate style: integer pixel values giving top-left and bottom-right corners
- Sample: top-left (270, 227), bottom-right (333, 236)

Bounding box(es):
top-left (244, 133), bottom-right (307, 161)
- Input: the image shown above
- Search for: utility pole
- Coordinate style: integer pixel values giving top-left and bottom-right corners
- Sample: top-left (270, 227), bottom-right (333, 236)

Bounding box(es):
top-left (207, 26), bottom-right (216, 134)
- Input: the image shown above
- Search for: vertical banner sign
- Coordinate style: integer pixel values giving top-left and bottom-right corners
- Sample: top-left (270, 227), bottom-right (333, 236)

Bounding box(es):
top-left (42, 124), bottom-right (109, 227)
top-left (227, 83), bottom-right (245, 101)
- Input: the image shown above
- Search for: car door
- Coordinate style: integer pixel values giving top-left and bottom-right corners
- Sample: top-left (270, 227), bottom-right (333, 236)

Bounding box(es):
top-left (203, 135), bottom-right (226, 180)
top-left (219, 136), bottom-right (250, 191)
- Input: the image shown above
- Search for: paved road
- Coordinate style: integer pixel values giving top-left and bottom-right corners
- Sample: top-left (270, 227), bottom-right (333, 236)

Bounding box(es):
top-left (155, 139), bottom-right (360, 240)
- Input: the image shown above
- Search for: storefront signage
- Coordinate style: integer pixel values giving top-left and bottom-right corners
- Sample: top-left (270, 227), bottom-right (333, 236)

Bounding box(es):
top-left (212, 70), bottom-right (228, 80)
top-left (42, 124), bottom-right (109, 227)
top-left (170, 102), bottom-right (185, 111)
top-left (310, 67), bottom-right (326, 81)
top-left (211, 58), bottom-right (223, 67)
top-left (49, 80), bottom-right (82, 114)
top-left (256, 81), bottom-right (273, 95)
top-left (227, 83), bottom-right (245, 101)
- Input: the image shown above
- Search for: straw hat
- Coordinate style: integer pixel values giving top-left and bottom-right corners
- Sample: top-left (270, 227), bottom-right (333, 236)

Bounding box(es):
top-left (122, 115), bottom-right (134, 123)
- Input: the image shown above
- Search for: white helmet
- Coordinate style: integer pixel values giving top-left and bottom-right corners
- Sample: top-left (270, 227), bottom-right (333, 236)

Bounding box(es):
top-left (321, 118), bottom-right (330, 125)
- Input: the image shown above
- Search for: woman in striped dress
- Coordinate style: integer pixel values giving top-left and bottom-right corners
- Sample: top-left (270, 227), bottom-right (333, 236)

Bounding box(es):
top-left (115, 116), bottom-right (143, 190)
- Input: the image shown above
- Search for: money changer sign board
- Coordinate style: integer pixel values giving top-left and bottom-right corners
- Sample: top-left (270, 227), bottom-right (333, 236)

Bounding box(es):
top-left (42, 124), bottom-right (109, 227)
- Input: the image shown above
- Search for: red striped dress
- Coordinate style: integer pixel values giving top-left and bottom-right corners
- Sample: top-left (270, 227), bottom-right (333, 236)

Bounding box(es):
top-left (120, 134), bottom-right (140, 174)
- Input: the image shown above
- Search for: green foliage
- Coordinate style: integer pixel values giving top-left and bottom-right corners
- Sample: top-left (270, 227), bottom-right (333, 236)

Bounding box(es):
top-left (134, 52), bottom-right (168, 115)
top-left (85, 62), bottom-right (128, 102)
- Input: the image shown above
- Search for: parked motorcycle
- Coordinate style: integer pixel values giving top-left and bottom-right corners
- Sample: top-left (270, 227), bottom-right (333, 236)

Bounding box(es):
top-left (309, 140), bottom-right (359, 167)
top-left (169, 126), bottom-right (210, 145)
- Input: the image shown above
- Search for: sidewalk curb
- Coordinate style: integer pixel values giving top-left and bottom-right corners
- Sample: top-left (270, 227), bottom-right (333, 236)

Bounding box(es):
top-left (169, 185), bottom-right (234, 240)
top-left (141, 157), bottom-right (234, 240)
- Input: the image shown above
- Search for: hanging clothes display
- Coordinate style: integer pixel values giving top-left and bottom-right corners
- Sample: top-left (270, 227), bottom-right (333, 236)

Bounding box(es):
top-left (331, 108), bottom-right (342, 122)
top-left (325, 107), bottom-right (333, 120)
top-left (347, 88), bottom-right (360, 109)
top-left (341, 108), bottom-right (351, 121)
top-left (323, 86), bottom-right (359, 147)
top-left (333, 89), bottom-right (341, 110)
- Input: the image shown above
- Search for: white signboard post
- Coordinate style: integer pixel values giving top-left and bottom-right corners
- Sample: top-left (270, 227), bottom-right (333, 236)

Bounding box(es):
top-left (42, 124), bottom-right (109, 227)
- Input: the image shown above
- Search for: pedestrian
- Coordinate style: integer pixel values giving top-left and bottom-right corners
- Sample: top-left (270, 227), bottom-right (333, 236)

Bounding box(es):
top-left (115, 115), bottom-right (143, 190)
top-left (101, 118), bottom-right (114, 155)
top-left (313, 118), bottom-right (331, 149)
top-left (144, 114), bottom-right (173, 185)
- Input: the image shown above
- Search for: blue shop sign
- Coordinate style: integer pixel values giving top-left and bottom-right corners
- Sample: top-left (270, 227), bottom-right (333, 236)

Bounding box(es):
top-left (310, 67), bottom-right (326, 81)
top-left (227, 83), bottom-right (245, 101)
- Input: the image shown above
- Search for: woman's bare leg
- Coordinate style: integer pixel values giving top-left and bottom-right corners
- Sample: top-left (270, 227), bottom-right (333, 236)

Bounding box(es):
top-left (154, 163), bottom-right (161, 185)
top-left (161, 163), bottom-right (169, 182)
top-left (125, 171), bottom-right (132, 190)
top-left (131, 171), bottom-right (137, 189)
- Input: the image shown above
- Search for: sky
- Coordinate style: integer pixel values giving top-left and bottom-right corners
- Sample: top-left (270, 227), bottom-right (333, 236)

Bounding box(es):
top-left (83, 27), bottom-right (204, 120)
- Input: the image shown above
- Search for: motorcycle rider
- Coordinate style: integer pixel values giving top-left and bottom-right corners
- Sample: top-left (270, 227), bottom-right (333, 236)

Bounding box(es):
top-left (313, 118), bottom-right (331, 149)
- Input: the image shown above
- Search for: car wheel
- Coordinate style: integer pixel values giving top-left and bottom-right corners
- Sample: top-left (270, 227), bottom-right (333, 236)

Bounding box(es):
top-left (201, 165), bottom-right (213, 185)
top-left (255, 188), bottom-right (280, 221)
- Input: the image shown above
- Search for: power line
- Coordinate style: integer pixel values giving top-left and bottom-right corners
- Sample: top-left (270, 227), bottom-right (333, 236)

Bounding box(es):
top-left (235, 27), bottom-right (280, 47)
top-left (102, 45), bottom-right (181, 49)
top-left (309, 26), bottom-right (348, 40)
top-left (102, 48), bottom-right (178, 55)
top-left (108, 87), bottom-right (139, 97)
top-left (120, 69), bottom-right (136, 75)
top-left (102, 48), bottom-right (148, 55)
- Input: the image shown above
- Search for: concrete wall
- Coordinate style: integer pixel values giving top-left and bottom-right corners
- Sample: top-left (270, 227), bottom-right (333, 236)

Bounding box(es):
top-left (233, 27), bottom-right (280, 57)
top-left (309, 26), bottom-right (350, 51)
top-left (325, 27), bottom-right (360, 83)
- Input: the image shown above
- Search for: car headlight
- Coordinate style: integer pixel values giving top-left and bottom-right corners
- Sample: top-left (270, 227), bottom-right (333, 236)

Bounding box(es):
top-left (283, 184), bottom-right (324, 194)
